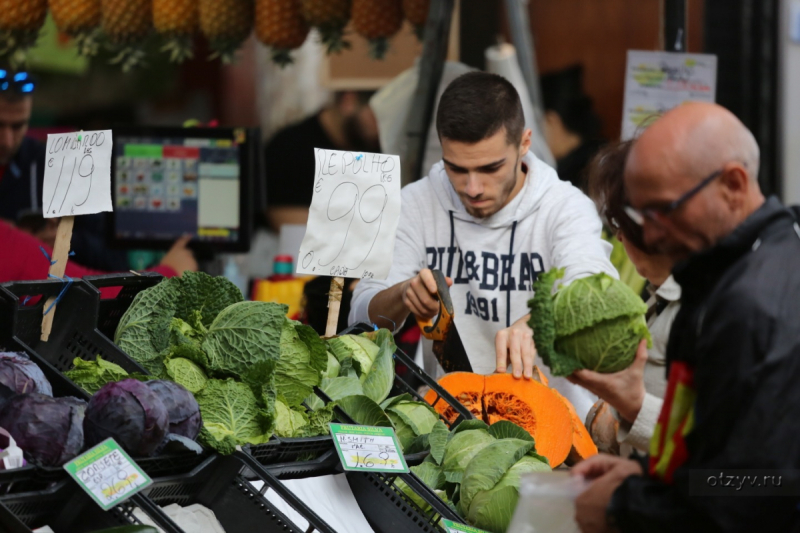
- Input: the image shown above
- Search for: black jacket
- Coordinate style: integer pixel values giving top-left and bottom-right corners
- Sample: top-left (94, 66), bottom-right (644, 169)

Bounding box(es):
top-left (609, 197), bottom-right (800, 532)
top-left (0, 137), bottom-right (45, 222)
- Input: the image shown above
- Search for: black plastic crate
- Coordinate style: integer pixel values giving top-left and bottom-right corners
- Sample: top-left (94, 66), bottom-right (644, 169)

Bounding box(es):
top-left (0, 467), bottom-right (42, 497)
top-left (0, 278), bottom-right (209, 480)
top-left (83, 272), bottom-right (164, 340)
top-left (314, 323), bottom-right (472, 533)
top-left (246, 434), bottom-right (335, 469)
top-left (142, 452), bottom-right (337, 533)
top-left (0, 479), bottom-right (178, 533)
top-left (0, 278), bottom-right (149, 383)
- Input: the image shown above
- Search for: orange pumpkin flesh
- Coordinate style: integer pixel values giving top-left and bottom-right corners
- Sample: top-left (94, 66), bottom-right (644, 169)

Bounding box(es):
top-left (424, 368), bottom-right (579, 468)
top-left (484, 373), bottom-right (572, 467)
top-left (551, 389), bottom-right (598, 465)
top-left (424, 372), bottom-right (484, 422)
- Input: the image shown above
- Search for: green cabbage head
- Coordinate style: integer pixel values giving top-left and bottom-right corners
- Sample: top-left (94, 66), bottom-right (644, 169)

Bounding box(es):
top-left (528, 268), bottom-right (651, 376)
top-left (458, 438), bottom-right (550, 533)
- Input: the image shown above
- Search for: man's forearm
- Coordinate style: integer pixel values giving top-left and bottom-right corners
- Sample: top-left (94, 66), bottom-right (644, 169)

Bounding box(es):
top-left (368, 281), bottom-right (411, 331)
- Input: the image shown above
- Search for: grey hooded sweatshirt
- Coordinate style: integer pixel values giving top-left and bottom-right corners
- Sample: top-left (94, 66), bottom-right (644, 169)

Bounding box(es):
top-left (349, 152), bottom-right (617, 420)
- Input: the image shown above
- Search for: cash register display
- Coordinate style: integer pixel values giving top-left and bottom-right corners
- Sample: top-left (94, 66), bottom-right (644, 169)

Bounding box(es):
top-left (113, 136), bottom-right (240, 243)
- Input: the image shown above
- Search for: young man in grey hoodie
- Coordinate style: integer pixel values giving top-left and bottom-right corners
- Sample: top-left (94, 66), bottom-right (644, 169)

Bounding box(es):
top-left (348, 72), bottom-right (617, 419)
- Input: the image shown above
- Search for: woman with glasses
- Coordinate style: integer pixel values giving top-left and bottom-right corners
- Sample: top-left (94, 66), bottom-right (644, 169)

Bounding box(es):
top-left (567, 140), bottom-right (680, 455)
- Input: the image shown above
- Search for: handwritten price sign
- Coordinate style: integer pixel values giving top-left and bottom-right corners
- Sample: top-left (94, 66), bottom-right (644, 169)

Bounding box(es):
top-left (63, 438), bottom-right (151, 511)
top-left (329, 423), bottom-right (409, 474)
top-left (43, 129), bottom-right (113, 218)
top-left (297, 148), bottom-right (401, 280)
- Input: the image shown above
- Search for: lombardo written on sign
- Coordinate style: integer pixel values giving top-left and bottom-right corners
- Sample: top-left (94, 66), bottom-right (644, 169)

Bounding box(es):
top-left (43, 130), bottom-right (113, 219)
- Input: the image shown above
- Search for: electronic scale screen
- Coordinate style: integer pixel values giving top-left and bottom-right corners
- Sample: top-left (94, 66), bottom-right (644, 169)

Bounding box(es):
top-left (109, 127), bottom-right (256, 252)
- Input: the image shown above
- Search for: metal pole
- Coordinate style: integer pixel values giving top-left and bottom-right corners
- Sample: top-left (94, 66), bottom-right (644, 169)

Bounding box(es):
top-left (504, 0), bottom-right (547, 139)
top-left (404, 0), bottom-right (455, 183)
top-left (664, 0), bottom-right (687, 51)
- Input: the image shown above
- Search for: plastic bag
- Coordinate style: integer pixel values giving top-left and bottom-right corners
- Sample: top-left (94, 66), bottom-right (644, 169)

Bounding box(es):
top-left (506, 471), bottom-right (589, 533)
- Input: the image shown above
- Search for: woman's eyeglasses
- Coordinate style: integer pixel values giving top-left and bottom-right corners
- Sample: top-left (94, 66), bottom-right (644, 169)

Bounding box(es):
top-left (0, 70), bottom-right (35, 94)
top-left (624, 168), bottom-right (725, 226)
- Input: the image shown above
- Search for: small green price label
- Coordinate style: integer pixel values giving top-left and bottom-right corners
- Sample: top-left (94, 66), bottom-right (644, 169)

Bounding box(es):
top-left (63, 438), bottom-right (152, 511)
top-left (442, 519), bottom-right (491, 533)
top-left (329, 423), bottom-right (409, 474)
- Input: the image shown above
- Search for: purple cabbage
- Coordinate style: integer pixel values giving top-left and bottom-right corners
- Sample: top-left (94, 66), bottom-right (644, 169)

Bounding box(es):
top-left (84, 379), bottom-right (169, 457)
top-left (0, 352), bottom-right (52, 396)
top-left (0, 394), bottom-right (86, 466)
top-left (145, 380), bottom-right (202, 441)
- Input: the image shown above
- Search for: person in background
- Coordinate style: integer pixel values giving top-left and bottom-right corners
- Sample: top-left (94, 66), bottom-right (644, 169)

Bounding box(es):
top-left (0, 221), bottom-right (197, 283)
top-left (540, 65), bottom-right (605, 190)
top-left (573, 102), bottom-right (800, 533)
top-left (0, 70), bottom-right (45, 226)
top-left (568, 140), bottom-right (678, 457)
top-left (263, 90), bottom-right (380, 232)
top-left (0, 68), bottom-right (142, 272)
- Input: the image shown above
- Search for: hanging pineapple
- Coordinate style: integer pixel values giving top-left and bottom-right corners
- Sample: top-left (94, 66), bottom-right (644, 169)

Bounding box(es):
top-left (300, 0), bottom-right (350, 54)
top-left (199, 0), bottom-right (254, 64)
top-left (101, 0), bottom-right (153, 71)
top-left (49, 0), bottom-right (103, 56)
top-left (153, 0), bottom-right (199, 62)
top-left (351, 0), bottom-right (402, 60)
top-left (0, 0), bottom-right (48, 65)
top-left (255, 0), bottom-right (309, 67)
top-left (402, 0), bottom-right (429, 40)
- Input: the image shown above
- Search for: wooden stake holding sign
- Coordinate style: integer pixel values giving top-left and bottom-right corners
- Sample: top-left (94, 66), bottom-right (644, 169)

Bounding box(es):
top-left (296, 149), bottom-right (403, 337)
top-left (325, 276), bottom-right (345, 338)
top-left (40, 130), bottom-right (114, 341)
top-left (40, 216), bottom-right (74, 341)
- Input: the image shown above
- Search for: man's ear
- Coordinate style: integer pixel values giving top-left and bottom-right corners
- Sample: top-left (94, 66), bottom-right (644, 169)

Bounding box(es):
top-left (719, 162), bottom-right (749, 210)
top-left (519, 128), bottom-right (532, 158)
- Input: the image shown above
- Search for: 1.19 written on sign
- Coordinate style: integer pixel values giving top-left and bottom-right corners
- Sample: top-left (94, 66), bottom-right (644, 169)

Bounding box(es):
top-left (42, 129), bottom-right (113, 218)
top-left (297, 148), bottom-right (401, 280)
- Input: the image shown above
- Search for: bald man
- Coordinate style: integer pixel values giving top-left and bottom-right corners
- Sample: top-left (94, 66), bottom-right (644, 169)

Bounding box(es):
top-left (571, 102), bottom-right (800, 533)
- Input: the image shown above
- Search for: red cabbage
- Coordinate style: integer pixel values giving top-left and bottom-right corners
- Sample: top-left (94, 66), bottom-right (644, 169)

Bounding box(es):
top-left (84, 379), bottom-right (169, 457)
top-left (0, 394), bottom-right (86, 466)
top-left (145, 380), bottom-right (201, 440)
top-left (0, 352), bottom-right (52, 396)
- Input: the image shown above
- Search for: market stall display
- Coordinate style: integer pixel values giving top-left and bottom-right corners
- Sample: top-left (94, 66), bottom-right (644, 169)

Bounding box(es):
top-left (1, 268), bottom-right (603, 532)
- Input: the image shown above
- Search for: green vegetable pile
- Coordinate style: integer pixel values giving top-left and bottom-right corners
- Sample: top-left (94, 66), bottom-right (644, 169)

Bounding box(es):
top-left (397, 419), bottom-right (551, 533)
top-left (528, 267), bottom-right (652, 377)
top-left (319, 348), bottom-right (552, 533)
top-left (100, 272), bottom-right (336, 454)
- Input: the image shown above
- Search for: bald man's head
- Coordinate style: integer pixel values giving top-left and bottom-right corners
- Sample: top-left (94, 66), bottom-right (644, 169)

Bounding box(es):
top-left (624, 102), bottom-right (765, 262)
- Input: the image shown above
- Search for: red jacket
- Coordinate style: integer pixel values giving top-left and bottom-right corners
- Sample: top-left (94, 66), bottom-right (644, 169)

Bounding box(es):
top-left (0, 221), bottom-right (176, 285)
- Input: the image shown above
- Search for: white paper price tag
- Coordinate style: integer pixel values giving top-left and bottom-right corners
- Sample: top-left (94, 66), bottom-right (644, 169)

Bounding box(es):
top-left (621, 51), bottom-right (717, 140)
top-left (330, 423), bottom-right (409, 474)
top-left (63, 438), bottom-right (151, 511)
top-left (297, 148), bottom-right (401, 280)
top-left (43, 129), bottom-right (113, 218)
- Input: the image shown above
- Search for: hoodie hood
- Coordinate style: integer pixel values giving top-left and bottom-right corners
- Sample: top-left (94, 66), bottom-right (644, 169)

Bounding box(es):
top-left (428, 151), bottom-right (557, 229)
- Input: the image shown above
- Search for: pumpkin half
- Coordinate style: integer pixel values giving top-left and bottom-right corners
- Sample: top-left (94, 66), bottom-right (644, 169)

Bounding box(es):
top-left (424, 367), bottom-right (596, 467)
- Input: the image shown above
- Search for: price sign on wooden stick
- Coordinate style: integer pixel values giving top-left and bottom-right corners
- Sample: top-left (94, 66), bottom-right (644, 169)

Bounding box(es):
top-left (297, 149), bottom-right (402, 336)
top-left (40, 130), bottom-right (113, 341)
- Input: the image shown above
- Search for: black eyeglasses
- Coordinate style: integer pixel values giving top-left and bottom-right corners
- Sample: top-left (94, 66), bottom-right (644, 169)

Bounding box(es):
top-left (0, 70), bottom-right (35, 95)
top-left (624, 167), bottom-right (725, 226)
